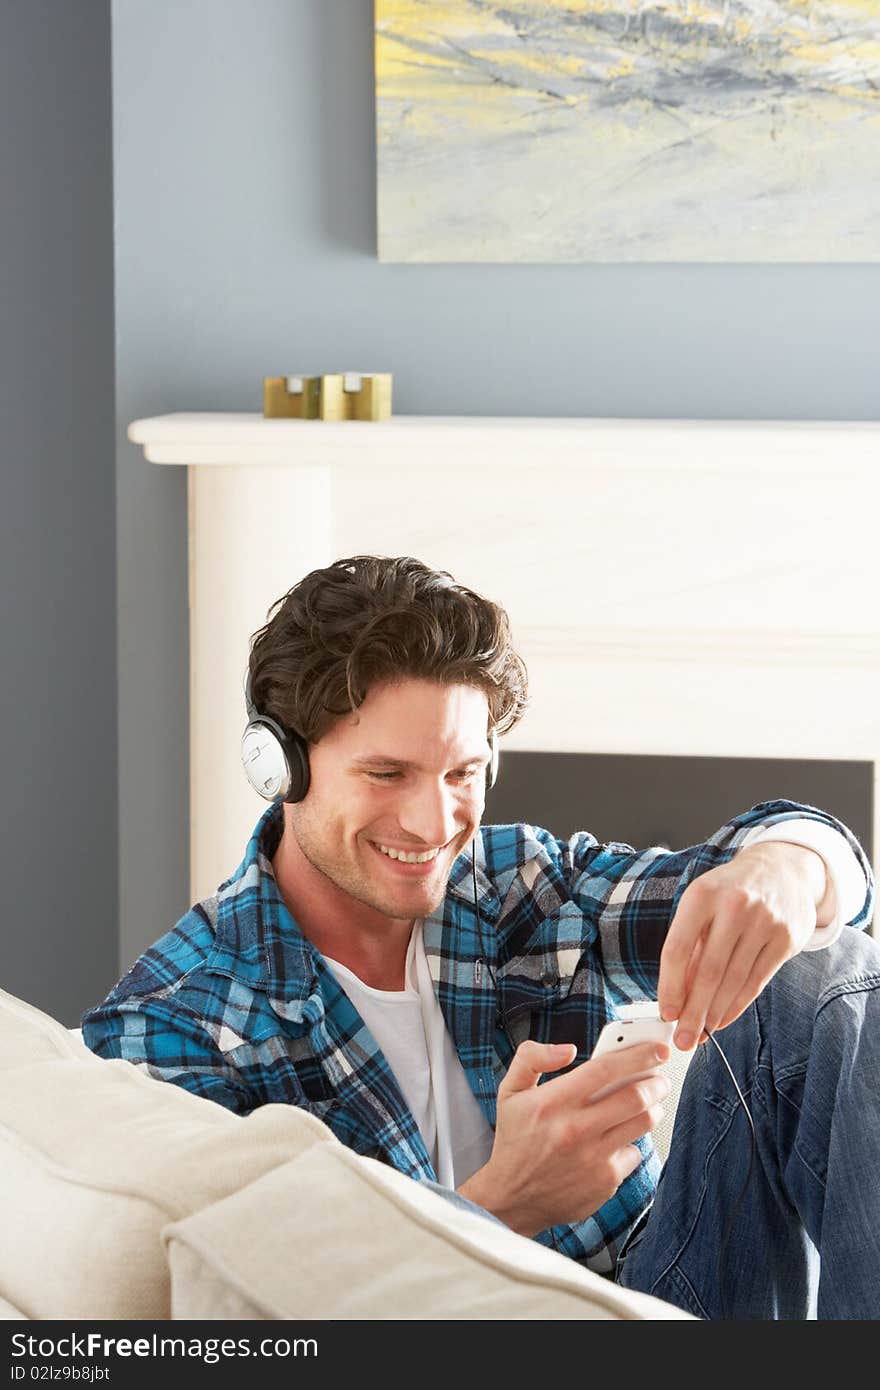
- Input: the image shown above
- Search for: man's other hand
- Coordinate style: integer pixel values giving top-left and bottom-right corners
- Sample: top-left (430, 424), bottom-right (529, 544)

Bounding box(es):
top-left (657, 841), bottom-right (832, 1050)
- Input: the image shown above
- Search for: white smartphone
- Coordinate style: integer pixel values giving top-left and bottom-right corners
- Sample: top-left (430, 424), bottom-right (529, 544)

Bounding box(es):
top-left (589, 1004), bottom-right (676, 1103)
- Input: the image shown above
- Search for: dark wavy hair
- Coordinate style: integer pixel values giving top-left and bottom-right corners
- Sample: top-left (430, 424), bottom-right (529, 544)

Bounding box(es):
top-left (248, 555), bottom-right (529, 744)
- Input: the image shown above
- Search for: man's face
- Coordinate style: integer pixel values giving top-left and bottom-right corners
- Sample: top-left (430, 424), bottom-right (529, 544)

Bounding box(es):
top-left (289, 678), bottom-right (491, 922)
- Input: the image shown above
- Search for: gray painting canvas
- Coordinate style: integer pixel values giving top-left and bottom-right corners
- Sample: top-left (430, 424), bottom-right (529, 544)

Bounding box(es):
top-left (375, 1), bottom-right (880, 262)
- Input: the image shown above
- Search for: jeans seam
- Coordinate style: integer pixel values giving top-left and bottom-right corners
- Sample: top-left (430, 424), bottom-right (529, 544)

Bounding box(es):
top-left (660, 1264), bottom-right (710, 1320)
top-left (751, 1056), bottom-right (828, 1201)
top-left (771, 1064), bottom-right (829, 1190)
top-left (815, 971), bottom-right (880, 1017)
top-left (640, 1099), bottom-right (738, 1304)
top-left (791, 1133), bottom-right (827, 1192)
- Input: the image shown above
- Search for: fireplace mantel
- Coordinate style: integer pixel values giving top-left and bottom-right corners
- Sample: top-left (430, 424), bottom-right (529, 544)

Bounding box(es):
top-left (129, 412), bottom-right (880, 898)
top-left (131, 412), bottom-right (880, 470)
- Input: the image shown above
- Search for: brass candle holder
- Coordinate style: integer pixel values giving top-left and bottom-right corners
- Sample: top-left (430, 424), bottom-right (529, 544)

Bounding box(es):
top-left (263, 373), bottom-right (392, 421)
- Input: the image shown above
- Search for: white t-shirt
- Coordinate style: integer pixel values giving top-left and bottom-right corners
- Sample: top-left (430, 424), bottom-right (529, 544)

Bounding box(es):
top-left (323, 923), bottom-right (494, 1188)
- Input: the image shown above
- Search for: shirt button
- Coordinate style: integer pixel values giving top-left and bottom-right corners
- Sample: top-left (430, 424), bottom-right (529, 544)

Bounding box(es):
top-left (540, 970), bottom-right (558, 989)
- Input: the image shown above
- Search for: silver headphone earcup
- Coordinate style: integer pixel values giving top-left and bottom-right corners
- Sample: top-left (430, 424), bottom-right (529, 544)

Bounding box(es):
top-left (241, 722), bottom-right (292, 801)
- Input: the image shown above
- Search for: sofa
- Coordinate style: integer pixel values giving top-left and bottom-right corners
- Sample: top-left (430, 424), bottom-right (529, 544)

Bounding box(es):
top-left (0, 986), bottom-right (691, 1321)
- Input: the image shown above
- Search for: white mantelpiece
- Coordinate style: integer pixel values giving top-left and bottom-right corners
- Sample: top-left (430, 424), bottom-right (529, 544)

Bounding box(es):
top-left (129, 413), bottom-right (880, 899)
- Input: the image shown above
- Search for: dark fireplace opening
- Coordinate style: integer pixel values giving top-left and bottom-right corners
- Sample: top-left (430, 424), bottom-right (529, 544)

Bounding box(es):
top-left (484, 753), bottom-right (874, 869)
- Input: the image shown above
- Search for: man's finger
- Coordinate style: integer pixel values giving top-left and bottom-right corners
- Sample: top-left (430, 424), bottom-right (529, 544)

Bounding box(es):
top-left (551, 1042), bottom-right (670, 1108)
top-left (701, 931), bottom-right (765, 1037)
top-left (602, 1087), bottom-right (670, 1149)
top-left (499, 1040), bottom-right (576, 1096)
top-left (713, 942), bottom-right (782, 1033)
top-left (671, 905), bottom-right (745, 1049)
top-left (589, 1072), bottom-right (671, 1133)
top-left (658, 880), bottom-right (714, 1022)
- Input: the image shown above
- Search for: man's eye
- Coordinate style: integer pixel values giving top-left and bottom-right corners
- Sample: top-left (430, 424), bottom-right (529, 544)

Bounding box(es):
top-left (366, 770), bottom-right (400, 781)
top-left (450, 770), bottom-right (477, 782)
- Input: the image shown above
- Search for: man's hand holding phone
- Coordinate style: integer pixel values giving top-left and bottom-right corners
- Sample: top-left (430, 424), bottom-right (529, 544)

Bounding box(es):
top-left (457, 1033), bottom-right (672, 1238)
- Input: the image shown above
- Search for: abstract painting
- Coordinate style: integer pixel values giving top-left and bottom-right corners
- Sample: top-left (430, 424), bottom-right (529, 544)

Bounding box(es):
top-left (375, 1), bottom-right (880, 261)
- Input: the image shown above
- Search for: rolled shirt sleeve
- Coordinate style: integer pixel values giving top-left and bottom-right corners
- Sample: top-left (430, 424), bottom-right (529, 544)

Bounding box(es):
top-left (740, 817), bottom-right (872, 950)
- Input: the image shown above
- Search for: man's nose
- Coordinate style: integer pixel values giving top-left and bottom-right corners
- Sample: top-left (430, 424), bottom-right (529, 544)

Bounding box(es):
top-left (398, 779), bottom-right (467, 846)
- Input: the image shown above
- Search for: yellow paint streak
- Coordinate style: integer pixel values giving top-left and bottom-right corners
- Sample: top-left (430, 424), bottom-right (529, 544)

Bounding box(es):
top-left (607, 56), bottom-right (637, 80)
top-left (821, 0), bottom-right (880, 16)
top-left (467, 47), bottom-right (586, 80)
top-left (376, 0), bottom-right (511, 44)
top-left (787, 33), bottom-right (880, 60)
top-left (377, 2), bottom-right (584, 117)
top-left (376, 0), bottom-right (512, 88)
top-left (834, 85), bottom-right (880, 103)
top-left (376, 32), bottom-right (463, 83)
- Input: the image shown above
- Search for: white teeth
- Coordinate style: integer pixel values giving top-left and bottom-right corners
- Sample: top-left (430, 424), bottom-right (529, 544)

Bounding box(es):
top-left (376, 844), bottom-right (439, 864)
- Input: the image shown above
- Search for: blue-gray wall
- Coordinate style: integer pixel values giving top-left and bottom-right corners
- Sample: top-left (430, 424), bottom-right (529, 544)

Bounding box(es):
top-left (1, 0), bottom-right (117, 1024)
top-left (98, 1), bottom-right (880, 986)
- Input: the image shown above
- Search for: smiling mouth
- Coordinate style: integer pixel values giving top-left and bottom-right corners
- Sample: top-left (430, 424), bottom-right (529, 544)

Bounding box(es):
top-left (373, 841), bottom-right (440, 863)
top-left (368, 840), bottom-right (450, 874)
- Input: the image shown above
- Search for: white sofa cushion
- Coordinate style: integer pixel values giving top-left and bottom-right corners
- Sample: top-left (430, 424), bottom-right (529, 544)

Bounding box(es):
top-left (164, 1141), bottom-right (691, 1320)
top-left (0, 988), bottom-right (333, 1319)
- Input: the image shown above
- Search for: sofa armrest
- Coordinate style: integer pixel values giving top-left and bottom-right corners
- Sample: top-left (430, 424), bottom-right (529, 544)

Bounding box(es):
top-left (163, 1142), bottom-right (693, 1320)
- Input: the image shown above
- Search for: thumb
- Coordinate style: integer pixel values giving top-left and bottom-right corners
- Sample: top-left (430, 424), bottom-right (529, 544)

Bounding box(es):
top-left (500, 1039), bottom-right (577, 1095)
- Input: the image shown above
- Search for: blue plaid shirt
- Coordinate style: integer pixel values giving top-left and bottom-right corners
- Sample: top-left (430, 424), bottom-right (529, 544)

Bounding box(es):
top-left (83, 798), bottom-right (873, 1275)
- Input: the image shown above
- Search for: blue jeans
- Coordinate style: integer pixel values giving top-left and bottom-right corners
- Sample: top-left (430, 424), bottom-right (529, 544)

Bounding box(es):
top-left (616, 926), bottom-right (880, 1319)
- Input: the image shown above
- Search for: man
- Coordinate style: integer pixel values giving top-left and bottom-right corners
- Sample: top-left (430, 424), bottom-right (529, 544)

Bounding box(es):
top-left (84, 555), bottom-right (878, 1319)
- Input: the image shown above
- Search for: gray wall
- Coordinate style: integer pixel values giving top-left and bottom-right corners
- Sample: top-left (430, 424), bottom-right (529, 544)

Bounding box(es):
top-left (112, 2), bottom-right (880, 973)
top-left (1, 0), bottom-right (117, 1024)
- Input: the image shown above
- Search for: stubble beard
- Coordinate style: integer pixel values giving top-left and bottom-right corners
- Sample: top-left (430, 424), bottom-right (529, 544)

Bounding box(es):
top-left (292, 809), bottom-right (455, 922)
top-left (324, 848), bottom-right (451, 921)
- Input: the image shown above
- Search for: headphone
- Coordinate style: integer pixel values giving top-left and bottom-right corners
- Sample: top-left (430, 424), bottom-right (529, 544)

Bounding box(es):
top-left (241, 675), bottom-right (499, 803)
top-left (241, 676), bottom-right (311, 802)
